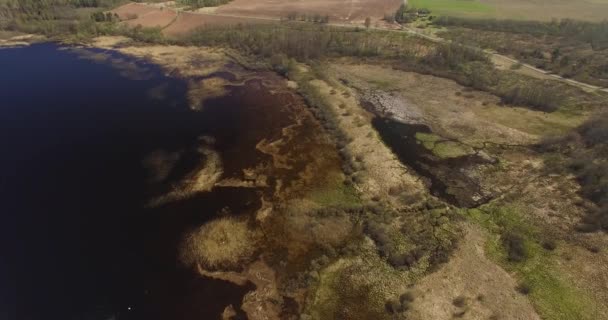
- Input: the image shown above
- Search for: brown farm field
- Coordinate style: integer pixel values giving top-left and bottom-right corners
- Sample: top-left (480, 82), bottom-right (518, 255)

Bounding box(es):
top-left (215, 0), bottom-right (403, 23)
top-left (114, 3), bottom-right (178, 29)
top-left (111, 0), bottom-right (403, 37)
top-left (163, 12), bottom-right (272, 37)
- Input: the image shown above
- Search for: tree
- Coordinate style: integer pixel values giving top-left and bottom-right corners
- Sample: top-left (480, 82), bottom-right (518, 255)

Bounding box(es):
top-left (365, 17), bottom-right (371, 29)
top-left (394, 3), bottom-right (407, 23)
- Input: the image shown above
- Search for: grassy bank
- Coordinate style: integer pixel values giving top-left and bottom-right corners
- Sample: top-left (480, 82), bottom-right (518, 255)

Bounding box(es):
top-left (464, 204), bottom-right (604, 320)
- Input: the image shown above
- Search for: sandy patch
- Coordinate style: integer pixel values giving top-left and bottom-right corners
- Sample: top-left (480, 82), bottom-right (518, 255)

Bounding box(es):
top-left (0, 34), bottom-right (45, 48)
top-left (91, 35), bottom-right (132, 48)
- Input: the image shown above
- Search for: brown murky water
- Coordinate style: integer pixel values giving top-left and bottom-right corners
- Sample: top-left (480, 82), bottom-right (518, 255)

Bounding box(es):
top-left (371, 117), bottom-right (494, 208)
top-left (6, 44), bottom-right (341, 320)
top-left (135, 64), bottom-right (343, 318)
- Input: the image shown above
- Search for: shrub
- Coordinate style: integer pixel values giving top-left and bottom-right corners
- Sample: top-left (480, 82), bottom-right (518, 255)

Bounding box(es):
top-left (421, 42), bottom-right (489, 71)
top-left (400, 292), bottom-right (415, 304)
top-left (516, 282), bottom-right (532, 295)
top-left (452, 296), bottom-right (466, 307)
top-left (176, 0), bottom-right (233, 9)
top-left (385, 299), bottom-right (403, 314)
top-left (541, 239), bottom-right (557, 251)
top-left (453, 310), bottom-right (467, 318)
top-left (502, 231), bottom-right (527, 262)
top-left (498, 80), bottom-right (564, 112)
top-left (433, 17), bottom-right (608, 50)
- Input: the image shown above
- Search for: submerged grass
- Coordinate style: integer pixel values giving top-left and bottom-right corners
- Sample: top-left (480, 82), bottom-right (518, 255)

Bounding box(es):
top-left (309, 183), bottom-right (361, 207)
top-left (415, 132), bottom-right (473, 158)
top-left (463, 205), bottom-right (599, 320)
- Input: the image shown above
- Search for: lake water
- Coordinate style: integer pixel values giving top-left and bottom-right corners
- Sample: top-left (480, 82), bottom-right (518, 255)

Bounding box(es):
top-left (1, 43), bottom-right (270, 319)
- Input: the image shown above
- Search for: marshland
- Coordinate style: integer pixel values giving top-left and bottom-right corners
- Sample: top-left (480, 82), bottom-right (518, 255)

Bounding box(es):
top-left (3, 1), bottom-right (608, 320)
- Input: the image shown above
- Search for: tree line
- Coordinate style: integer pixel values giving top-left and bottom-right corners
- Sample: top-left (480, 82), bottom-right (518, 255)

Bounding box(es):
top-left (176, 0), bottom-right (232, 9)
top-left (175, 23), bottom-right (569, 112)
top-left (433, 16), bottom-right (608, 50)
top-left (541, 112), bottom-right (608, 232)
top-left (181, 23), bottom-right (428, 60)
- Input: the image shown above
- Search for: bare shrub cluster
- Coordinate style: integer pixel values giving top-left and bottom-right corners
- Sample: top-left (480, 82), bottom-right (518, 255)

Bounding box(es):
top-left (182, 23), bottom-right (427, 60)
top-left (284, 12), bottom-right (329, 24)
top-left (434, 17), bottom-right (608, 50)
top-left (540, 111), bottom-right (608, 231)
top-left (364, 204), bottom-right (459, 270)
top-left (0, 0), bottom-right (122, 36)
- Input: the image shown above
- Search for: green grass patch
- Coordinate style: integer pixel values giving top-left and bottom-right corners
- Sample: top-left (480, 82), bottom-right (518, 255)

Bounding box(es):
top-left (368, 79), bottom-right (393, 90)
top-left (432, 141), bottom-right (474, 158)
top-left (309, 182), bottom-right (361, 207)
top-left (415, 132), bottom-right (473, 158)
top-left (409, 0), bottom-right (493, 16)
top-left (304, 240), bottom-right (416, 320)
top-left (415, 132), bottom-right (442, 149)
top-left (462, 205), bottom-right (599, 320)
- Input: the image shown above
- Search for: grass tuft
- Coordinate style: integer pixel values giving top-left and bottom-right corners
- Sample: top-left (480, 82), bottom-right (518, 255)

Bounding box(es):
top-left (179, 216), bottom-right (260, 269)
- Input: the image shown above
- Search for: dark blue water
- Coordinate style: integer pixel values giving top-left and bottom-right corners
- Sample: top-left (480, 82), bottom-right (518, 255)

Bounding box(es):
top-left (1, 43), bottom-right (257, 320)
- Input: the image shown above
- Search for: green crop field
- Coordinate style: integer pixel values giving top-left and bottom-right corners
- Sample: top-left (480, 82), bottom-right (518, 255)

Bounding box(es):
top-left (408, 0), bottom-right (608, 21)
top-left (408, 0), bottom-right (493, 16)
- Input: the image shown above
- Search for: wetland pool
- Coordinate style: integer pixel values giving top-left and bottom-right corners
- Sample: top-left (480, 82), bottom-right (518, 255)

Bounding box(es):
top-left (1, 43), bottom-right (307, 320)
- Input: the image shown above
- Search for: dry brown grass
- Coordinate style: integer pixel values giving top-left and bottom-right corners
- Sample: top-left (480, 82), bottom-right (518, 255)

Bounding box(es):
top-left (332, 62), bottom-right (585, 144)
top-left (180, 216), bottom-right (261, 269)
top-left (301, 73), bottom-right (427, 206)
top-left (407, 224), bottom-right (541, 320)
top-left (186, 77), bottom-right (229, 110)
